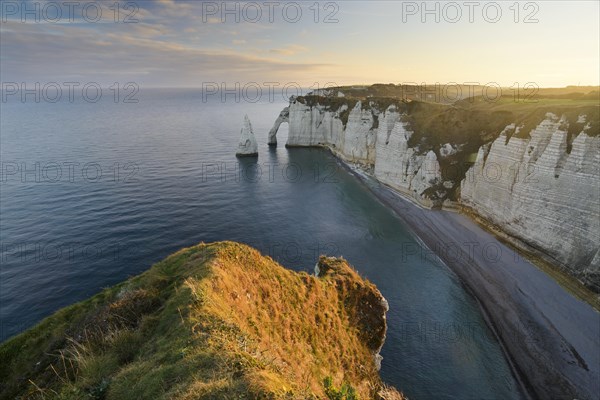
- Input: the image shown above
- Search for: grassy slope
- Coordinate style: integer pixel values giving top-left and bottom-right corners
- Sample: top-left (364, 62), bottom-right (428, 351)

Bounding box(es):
top-left (0, 242), bottom-right (403, 400)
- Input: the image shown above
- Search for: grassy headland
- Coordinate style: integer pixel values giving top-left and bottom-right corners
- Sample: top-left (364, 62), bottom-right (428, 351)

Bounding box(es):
top-left (0, 242), bottom-right (403, 400)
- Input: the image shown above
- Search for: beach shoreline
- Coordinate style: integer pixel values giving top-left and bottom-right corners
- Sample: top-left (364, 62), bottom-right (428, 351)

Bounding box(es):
top-left (332, 151), bottom-right (600, 400)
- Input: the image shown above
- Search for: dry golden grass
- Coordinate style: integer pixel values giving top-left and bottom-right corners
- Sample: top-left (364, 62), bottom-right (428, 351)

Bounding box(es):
top-left (0, 242), bottom-right (405, 400)
top-left (193, 245), bottom-right (383, 397)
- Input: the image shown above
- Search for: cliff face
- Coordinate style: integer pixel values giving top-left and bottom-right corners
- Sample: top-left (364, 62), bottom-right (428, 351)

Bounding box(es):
top-left (374, 111), bottom-right (442, 202)
top-left (0, 242), bottom-right (402, 400)
top-left (269, 98), bottom-right (444, 206)
top-left (461, 114), bottom-right (600, 289)
top-left (269, 96), bottom-right (600, 289)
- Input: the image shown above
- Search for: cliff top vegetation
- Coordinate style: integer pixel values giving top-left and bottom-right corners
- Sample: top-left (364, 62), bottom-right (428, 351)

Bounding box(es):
top-left (0, 242), bottom-right (403, 400)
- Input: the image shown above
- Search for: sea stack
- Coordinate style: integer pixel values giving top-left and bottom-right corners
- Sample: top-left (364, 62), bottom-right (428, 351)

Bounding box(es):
top-left (236, 115), bottom-right (258, 157)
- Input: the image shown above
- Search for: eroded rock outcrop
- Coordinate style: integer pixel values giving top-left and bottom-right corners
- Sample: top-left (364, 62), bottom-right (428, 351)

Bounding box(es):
top-left (236, 115), bottom-right (258, 157)
top-left (315, 256), bottom-right (390, 371)
top-left (461, 114), bottom-right (600, 288)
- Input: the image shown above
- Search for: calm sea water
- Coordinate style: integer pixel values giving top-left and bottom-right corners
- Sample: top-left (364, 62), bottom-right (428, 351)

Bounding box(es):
top-left (0, 89), bottom-right (523, 399)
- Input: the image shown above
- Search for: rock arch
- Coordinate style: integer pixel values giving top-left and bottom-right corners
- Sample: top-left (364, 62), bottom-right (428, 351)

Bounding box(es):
top-left (268, 107), bottom-right (289, 146)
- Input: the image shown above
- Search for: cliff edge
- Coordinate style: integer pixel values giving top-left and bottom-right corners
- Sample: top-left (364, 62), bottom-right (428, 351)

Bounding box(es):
top-left (0, 242), bottom-right (403, 400)
top-left (268, 87), bottom-right (599, 291)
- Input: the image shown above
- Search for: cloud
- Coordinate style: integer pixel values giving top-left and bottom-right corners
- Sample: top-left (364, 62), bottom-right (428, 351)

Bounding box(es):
top-left (0, 22), bottom-right (332, 87)
top-left (131, 23), bottom-right (171, 38)
top-left (154, 0), bottom-right (196, 18)
top-left (269, 44), bottom-right (309, 56)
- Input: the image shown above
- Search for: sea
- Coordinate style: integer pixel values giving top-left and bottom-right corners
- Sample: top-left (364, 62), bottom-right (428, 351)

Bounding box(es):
top-left (0, 89), bottom-right (523, 399)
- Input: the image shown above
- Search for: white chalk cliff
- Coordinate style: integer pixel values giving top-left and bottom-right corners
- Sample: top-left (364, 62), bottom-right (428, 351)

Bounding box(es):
top-left (461, 114), bottom-right (600, 287)
top-left (374, 112), bottom-right (442, 202)
top-left (270, 98), bottom-right (600, 289)
top-left (269, 98), bottom-right (443, 205)
top-left (236, 115), bottom-right (258, 157)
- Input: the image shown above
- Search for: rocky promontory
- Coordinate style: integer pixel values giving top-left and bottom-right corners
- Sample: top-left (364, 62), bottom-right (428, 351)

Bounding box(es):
top-left (0, 242), bottom-right (403, 400)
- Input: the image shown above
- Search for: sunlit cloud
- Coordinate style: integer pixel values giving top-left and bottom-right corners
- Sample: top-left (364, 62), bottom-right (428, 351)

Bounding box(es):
top-left (269, 44), bottom-right (309, 56)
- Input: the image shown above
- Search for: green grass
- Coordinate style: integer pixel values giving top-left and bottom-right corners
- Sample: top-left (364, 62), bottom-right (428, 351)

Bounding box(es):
top-left (323, 376), bottom-right (358, 400)
top-left (0, 242), bottom-right (405, 400)
top-left (317, 83), bottom-right (599, 104)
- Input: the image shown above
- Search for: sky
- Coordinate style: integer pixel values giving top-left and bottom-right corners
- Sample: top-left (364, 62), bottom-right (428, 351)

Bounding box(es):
top-left (1, 0), bottom-right (599, 88)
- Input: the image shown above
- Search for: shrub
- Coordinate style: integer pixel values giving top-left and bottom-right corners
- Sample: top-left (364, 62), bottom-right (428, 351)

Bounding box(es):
top-left (323, 376), bottom-right (358, 400)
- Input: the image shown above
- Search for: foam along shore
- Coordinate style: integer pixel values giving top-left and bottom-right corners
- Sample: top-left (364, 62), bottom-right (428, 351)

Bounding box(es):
top-left (342, 160), bottom-right (600, 400)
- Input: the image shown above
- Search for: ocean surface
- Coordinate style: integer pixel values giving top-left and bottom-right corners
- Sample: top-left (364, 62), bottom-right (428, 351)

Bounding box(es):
top-left (0, 89), bottom-right (523, 399)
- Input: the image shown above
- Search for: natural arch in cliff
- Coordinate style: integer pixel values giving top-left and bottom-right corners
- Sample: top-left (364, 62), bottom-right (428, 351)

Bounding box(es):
top-left (268, 107), bottom-right (289, 146)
